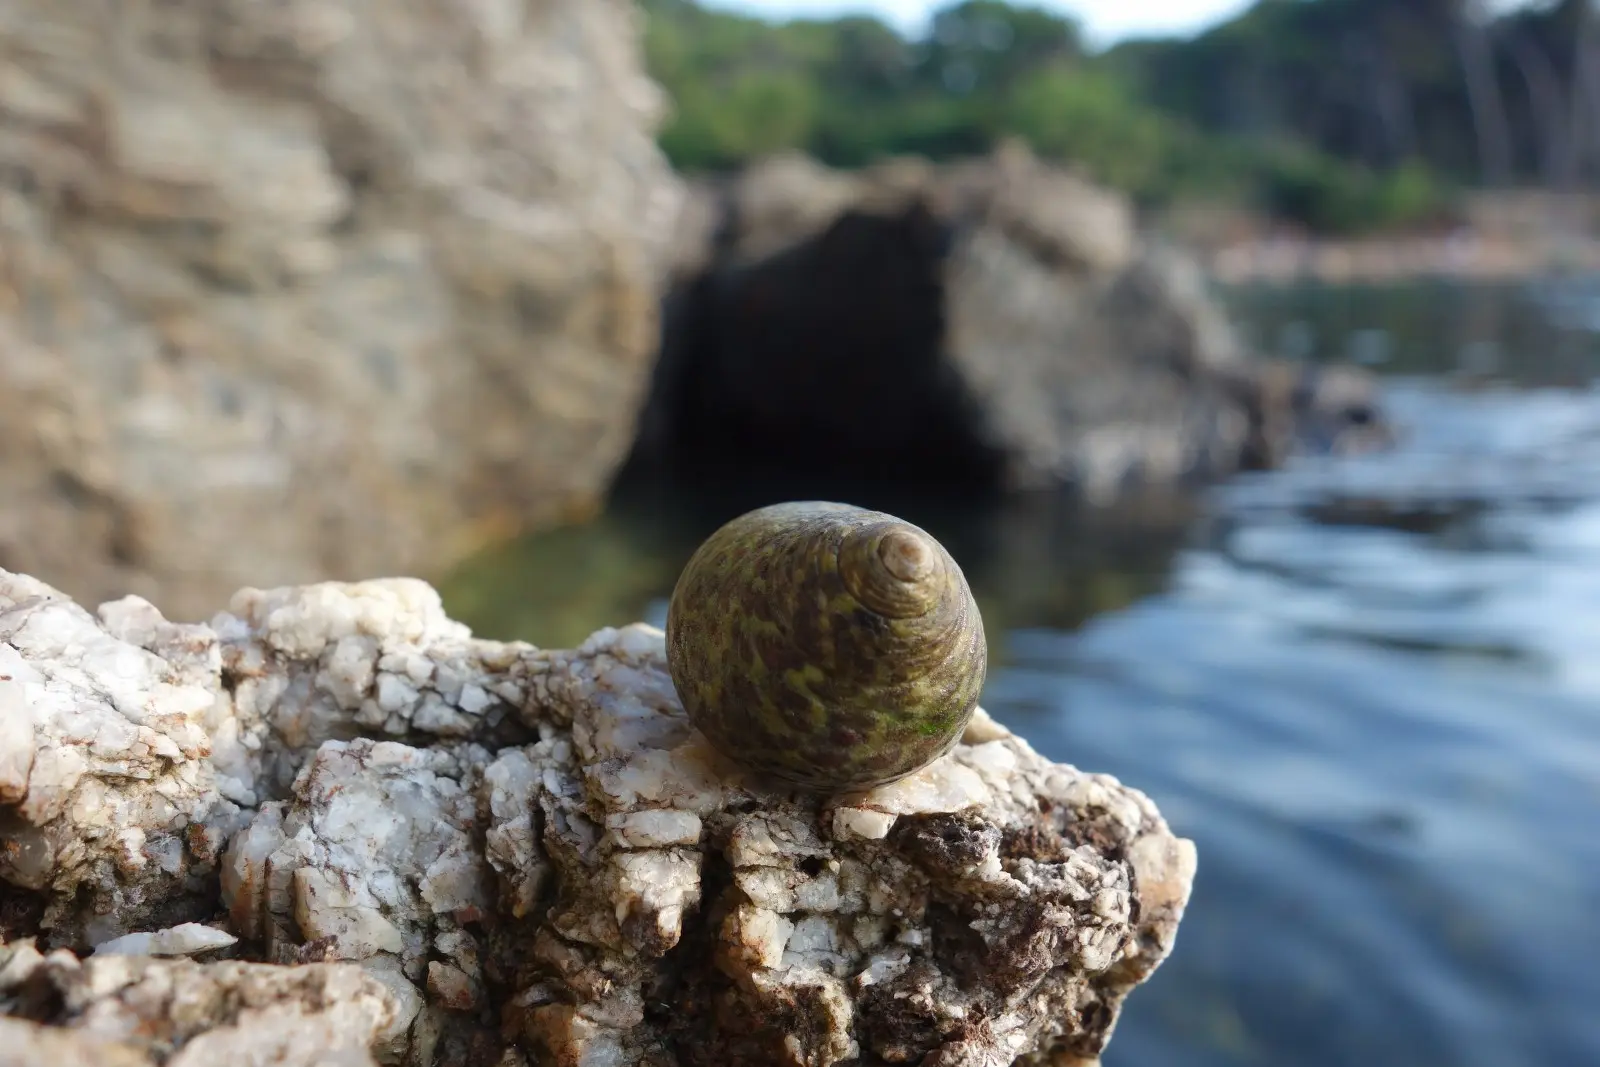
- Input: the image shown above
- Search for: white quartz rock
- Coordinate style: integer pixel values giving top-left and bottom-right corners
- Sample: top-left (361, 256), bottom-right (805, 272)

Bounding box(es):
top-left (93, 922), bottom-right (239, 957)
top-left (2, 572), bottom-right (1195, 1067)
top-left (0, 572), bottom-right (248, 944)
top-left (221, 737), bottom-right (493, 982)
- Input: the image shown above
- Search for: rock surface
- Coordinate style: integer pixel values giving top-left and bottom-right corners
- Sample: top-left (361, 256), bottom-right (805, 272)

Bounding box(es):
top-left (1, 567), bottom-right (1196, 1065)
top-left (633, 143), bottom-right (1390, 500)
top-left (0, 0), bottom-right (684, 621)
top-left (0, 942), bottom-right (401, 1067)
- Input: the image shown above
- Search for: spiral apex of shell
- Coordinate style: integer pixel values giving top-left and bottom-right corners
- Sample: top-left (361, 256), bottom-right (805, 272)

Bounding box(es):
top-left (664, 500), bottom-right (988, 793)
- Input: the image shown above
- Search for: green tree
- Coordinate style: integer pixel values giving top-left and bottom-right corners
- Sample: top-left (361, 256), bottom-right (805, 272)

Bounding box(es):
top-left (637, 0), bottom-right (1481, 234)
top-left (1006, 66), bottom-right (1175, 196)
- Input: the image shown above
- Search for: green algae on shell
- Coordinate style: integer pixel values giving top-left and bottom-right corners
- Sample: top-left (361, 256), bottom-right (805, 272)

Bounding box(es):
top-left (664, 501), bottom-right (988, 793)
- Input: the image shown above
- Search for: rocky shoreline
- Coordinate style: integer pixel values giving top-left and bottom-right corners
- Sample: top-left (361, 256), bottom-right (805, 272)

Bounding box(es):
top-left (0, 568), bottom-right (1195, 1066)
top-left (0, 0), bottom-right (1393, 620)
top-left (1208, 231), bottom-right (1600, 286)
top-left (633, 146), bottom-right (1392, 501)
top-left (1180, 190), bottom-right (1600, 286)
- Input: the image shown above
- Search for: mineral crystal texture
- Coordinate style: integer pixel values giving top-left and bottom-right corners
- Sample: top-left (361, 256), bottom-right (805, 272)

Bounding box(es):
top-left (0, 567), bottom-right (1196, 1066)
top-left (0, 941), bottom-right (402, 1067)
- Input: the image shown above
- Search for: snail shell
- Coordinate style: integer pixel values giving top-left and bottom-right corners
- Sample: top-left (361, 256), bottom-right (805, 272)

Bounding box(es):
top-left (665, 501), bottom-right (987, 793)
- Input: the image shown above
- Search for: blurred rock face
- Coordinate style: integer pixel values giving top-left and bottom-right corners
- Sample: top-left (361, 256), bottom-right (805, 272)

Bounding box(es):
top-left (634, 145), bottom-right (1389, 499)
top-left (0, 0), bottom-right (683, 620)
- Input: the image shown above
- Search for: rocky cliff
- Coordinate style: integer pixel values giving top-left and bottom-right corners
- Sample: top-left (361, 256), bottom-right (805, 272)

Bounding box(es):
top-left (631, 144), bottom-right (1389, 500)
top-left (0, 0), bottom-right (683, 621)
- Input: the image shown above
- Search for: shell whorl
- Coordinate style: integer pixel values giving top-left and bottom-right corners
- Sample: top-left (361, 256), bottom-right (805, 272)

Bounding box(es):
top-left (664, 500), bottom-right (988, 794)
top-left (838, 520), bottom-right (944, 619)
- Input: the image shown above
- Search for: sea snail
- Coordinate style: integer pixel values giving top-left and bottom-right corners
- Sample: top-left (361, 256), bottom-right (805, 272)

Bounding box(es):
top-left (664, 501), bottom-right (987, 793)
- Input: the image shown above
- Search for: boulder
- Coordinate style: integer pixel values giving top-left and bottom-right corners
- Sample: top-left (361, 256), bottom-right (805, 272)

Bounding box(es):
top-left (0, 0), bottom-right (684, 621)
top-left (631, 143), bottom-right (1390, 500)
top-left (0, 567), bottom-right (1196, 1065)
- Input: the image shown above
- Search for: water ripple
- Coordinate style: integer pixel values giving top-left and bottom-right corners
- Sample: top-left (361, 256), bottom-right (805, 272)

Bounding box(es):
top-left (996, 375), bottom-right (1600, 1067)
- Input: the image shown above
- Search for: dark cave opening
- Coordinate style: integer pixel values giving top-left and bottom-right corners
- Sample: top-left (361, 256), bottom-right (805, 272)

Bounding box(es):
top-left (618, 200), bottom-right (1008, 501)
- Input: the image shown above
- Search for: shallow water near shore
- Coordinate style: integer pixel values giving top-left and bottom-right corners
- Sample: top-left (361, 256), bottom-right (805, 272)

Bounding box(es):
top-left (442, 278), bottom-right (1600, 1067)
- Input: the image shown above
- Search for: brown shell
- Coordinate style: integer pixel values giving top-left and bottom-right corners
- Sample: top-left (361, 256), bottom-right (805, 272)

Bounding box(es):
top-left (664, 501), bottom-right (987, 793)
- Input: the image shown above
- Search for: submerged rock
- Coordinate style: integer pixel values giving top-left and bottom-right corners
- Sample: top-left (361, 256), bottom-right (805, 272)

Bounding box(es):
top-left (634, 143), bottom-right (1390, 500)
top-left (0, 0), bottom-right (683, 621)
top-left (1, 568), bottom-right (1195, 1065)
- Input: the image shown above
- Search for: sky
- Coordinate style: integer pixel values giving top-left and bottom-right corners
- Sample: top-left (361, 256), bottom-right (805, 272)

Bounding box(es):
top-left (702, 0), bottom-right (1259, 48)
top-left (704, 0), bottom-right (1540, 49)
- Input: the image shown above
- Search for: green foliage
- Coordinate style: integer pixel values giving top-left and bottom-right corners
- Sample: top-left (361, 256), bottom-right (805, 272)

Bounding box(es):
top-left (1253, 148), bottom-right (1439, 235)
top-left (1005, 66), bottom-right (1174, 196)
top-left (637, 0), bottom-right (1505, 235)
top-left (658, 73), bottom-right (819, 169)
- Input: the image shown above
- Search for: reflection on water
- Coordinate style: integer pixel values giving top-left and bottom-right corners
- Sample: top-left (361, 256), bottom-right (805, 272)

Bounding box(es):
top-left (440, 279), bottom-right (1600, 1067)
top-left (1227, 276), bottom-right (1600, 387)
top-left (1045, 383), bottom-right (1600, 1067)
top-left (445, 472), bottom-right (1200, 662)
